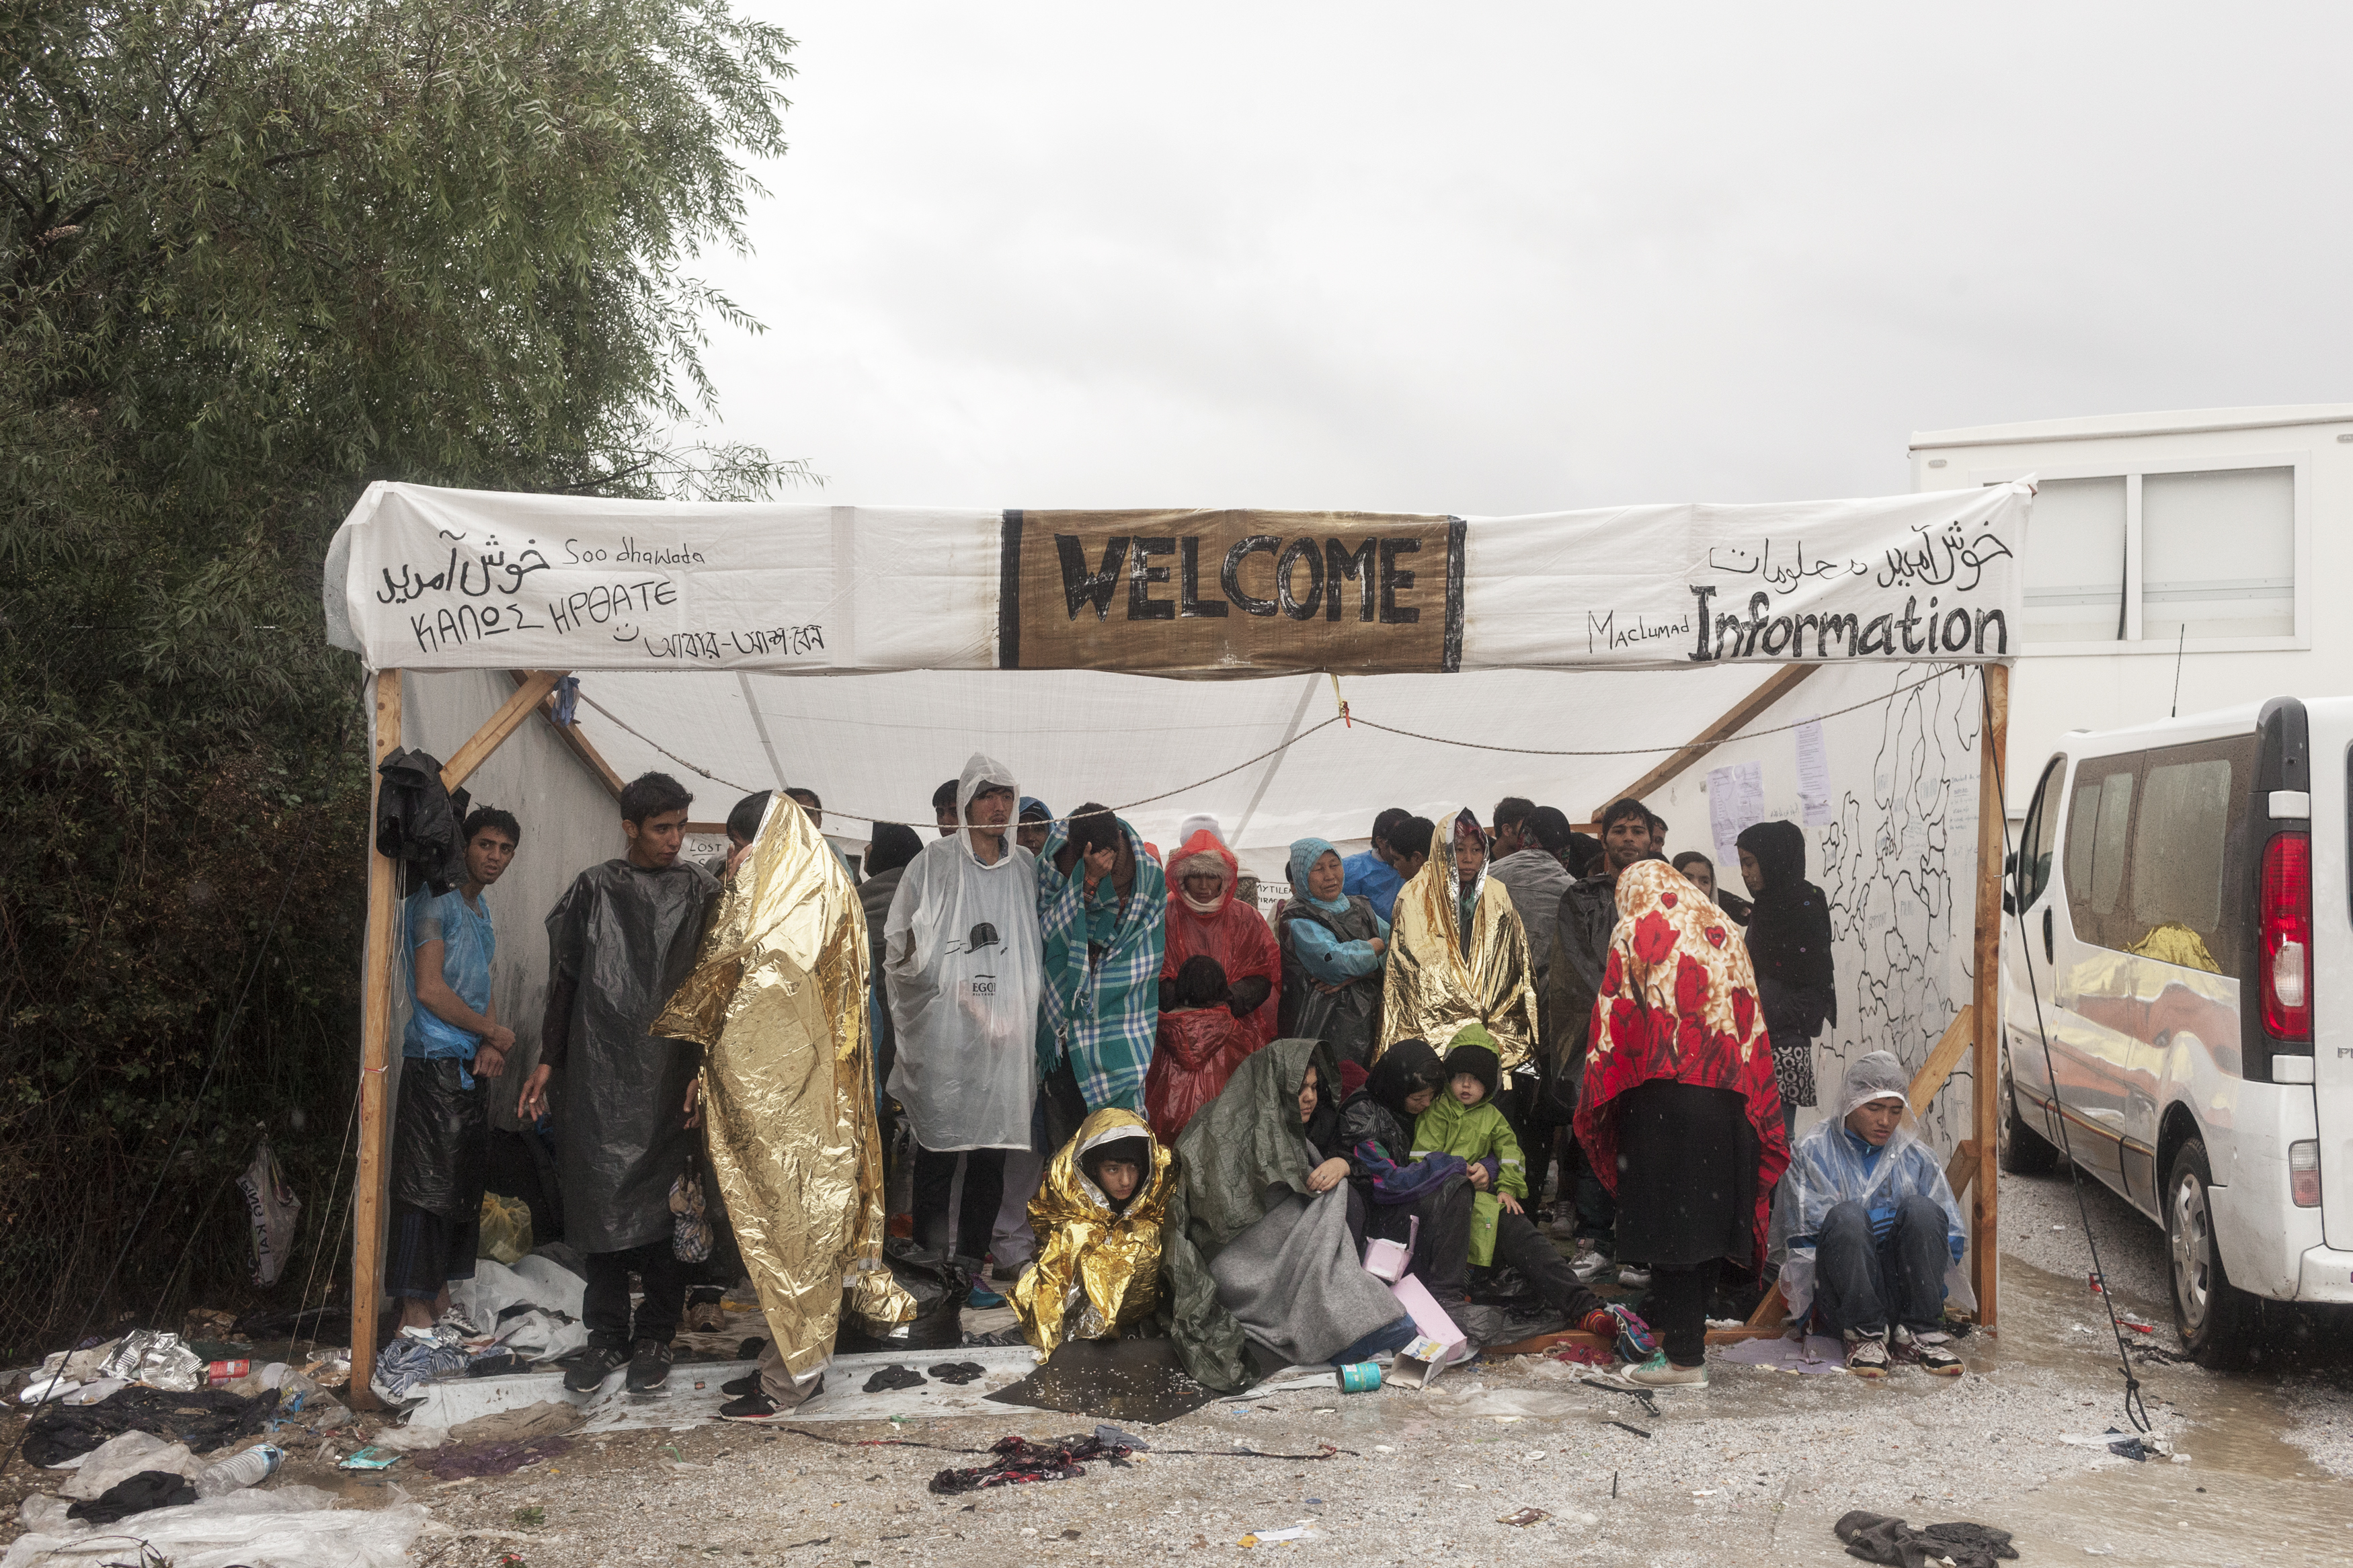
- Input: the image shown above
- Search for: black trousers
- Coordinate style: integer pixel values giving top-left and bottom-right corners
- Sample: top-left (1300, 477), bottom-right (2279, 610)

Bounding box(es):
top-left (1490, 1209), bottom-right (1605, 1322)
top-left (1364, 1174), bottom-right (1474, 1303)
top-left (912, 1145), bottom-right (1006, 1264)
top-left (1645, 1258), bottom-right (1719, 1366)
top-left (1814, 1196), bottom-right (1952, 1335)
top-left (584, 1237), bottom-right (686, 1350)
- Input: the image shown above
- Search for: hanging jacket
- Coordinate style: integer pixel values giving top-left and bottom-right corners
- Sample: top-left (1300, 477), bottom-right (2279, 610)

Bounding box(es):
top-left (374, 748), bottom-right (471, 895)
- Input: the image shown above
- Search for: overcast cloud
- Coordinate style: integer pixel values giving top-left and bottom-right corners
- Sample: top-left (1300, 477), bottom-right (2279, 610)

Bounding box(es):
top-left (689, 3), bottom-right (2353, 513)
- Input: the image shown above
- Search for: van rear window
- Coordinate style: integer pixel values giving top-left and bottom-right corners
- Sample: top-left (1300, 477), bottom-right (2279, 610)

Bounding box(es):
top-left (2063, 735), bottom-right (2254, 975)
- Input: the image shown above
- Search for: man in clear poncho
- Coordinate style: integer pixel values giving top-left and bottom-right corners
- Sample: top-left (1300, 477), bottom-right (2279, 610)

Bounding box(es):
top-left (1769, 1051), bottom-right (1970, 1378)
top-left (884, 754), bottom-right (1044, 1270)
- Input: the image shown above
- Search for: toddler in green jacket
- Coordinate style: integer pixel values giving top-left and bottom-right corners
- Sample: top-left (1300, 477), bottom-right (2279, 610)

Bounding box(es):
top-left (1411, 1025), bottom-right (1525, 1266)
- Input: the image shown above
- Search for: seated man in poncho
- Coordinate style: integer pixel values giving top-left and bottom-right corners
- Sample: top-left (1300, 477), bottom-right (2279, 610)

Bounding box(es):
top-left (1770, 1051), bottom-right (1971, 1378)
top-left (1009, 1109), bottom-right (1172, 1358)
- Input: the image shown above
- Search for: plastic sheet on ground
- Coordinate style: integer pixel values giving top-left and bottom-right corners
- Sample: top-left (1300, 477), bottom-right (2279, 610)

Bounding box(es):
top-left (54, 1432), bottom-right (205, 1499)
top-left (1, 1483), bottom-right (430, 1568)
top-left (1713, 1333), bottom-right (1849, 1374)
top-left (1392, 1383), bottom-right (1595, 1420)
top-left (396, 1346), bottom-right (1043, 1434)
top-left (984, 1337), bottom-right (1226, 1426)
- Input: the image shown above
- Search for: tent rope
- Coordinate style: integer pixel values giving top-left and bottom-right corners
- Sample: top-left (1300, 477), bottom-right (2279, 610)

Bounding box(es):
top-left (571, 664), bottom-right (1967, 829)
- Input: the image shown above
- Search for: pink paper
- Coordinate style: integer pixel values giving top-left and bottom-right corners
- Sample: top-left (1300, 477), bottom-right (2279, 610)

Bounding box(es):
top-left (1388, 1273), bottom-right (1467, 1365)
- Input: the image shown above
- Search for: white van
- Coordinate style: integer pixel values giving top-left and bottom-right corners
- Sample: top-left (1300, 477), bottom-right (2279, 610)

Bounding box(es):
top-left (2001, 696), bottom-right (2348, 1362)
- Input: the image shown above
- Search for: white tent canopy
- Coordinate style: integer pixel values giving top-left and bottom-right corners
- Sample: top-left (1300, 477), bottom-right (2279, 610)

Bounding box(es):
top-left (326, 480), bottom-right (2030, 868)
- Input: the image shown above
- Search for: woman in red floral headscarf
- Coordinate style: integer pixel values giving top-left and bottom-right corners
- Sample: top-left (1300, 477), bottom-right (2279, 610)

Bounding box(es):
top-left (1574, 858), bottom-right (1790, 1389)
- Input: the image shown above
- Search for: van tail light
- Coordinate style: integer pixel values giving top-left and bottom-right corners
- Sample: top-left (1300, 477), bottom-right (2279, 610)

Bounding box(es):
top-left (2291, 1141), bottom-right (2322, 1207)
top-left (2261, 831), bottom-right (2313, 1040)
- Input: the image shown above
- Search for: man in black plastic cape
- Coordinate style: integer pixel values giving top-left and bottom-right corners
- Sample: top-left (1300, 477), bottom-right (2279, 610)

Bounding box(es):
top-left (517, 771), bottom-right (718, 1397)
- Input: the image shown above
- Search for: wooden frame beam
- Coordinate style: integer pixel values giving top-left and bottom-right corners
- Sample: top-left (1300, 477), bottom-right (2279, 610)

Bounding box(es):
top-left (441, 671), bottom-right (565, 793)
top-left (1968, 663), bottom-right (2009, 1323)
top-left (350, 669), bottom-right (403, 1409)
top-left (1907, 1005), bottom-right (1977, 1116)
top-left (508, 670), bottom-right (624, 798)
top-left (1594, 665), bottom-right (1818, 819)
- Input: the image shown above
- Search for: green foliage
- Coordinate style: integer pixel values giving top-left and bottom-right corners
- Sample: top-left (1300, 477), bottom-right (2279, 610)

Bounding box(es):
top-left (0, 0), bottom-right (802, 1356)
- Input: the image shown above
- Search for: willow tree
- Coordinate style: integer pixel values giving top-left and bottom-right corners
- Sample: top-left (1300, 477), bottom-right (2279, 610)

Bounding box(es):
top-left (0, 0), bottom-right (802, 1354)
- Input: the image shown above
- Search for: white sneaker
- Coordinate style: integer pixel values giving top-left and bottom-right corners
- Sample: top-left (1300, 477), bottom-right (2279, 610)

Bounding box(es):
top-left (1616, 1264), bottom-right (1652, 1289)
top-left (1570, 1247), bottom-right (1611, 1282)
top-left (1623, 1352), bottom-right (1708, 1389)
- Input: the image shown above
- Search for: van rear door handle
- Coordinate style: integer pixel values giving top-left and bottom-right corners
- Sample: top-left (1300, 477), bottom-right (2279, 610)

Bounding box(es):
top-left (2042, 907), bottom-right (2053, 964)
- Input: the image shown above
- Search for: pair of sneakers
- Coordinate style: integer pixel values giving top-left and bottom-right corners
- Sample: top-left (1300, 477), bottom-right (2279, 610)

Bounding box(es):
top-left (563, 1338), bottom-right (674, 1394)
top-left (717, 1368), bottom-right (824, 1422)
top-left (1844, 1325), bottom-right (1963, 1378)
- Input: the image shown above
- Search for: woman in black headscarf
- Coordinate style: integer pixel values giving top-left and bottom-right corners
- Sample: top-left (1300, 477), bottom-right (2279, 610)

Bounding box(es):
top-left (1734, 820), bottom-right (1836, 1139)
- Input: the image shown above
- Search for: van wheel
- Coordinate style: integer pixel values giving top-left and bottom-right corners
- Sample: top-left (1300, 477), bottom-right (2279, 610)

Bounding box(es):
top-left (1996, 1053), bottom-right (2059, 1176)
top-left (2166, 1139), bottom-right (2253, 1367)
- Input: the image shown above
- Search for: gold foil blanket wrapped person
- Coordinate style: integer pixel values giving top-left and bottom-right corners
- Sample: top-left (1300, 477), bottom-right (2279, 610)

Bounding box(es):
top-left (1378, 805), bottom-right (1539, 1071)
top-left (655, 798), bottom-right (910, 1380)
top-left (1009, 1108), bottom-right (1172, 1359)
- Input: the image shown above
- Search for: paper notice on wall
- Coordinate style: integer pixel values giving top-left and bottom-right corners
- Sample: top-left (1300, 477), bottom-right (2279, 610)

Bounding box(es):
top-left (1795, 716), bottom-right (1832, 826)
top-left (1708, 761), bottom-right (1765, 872)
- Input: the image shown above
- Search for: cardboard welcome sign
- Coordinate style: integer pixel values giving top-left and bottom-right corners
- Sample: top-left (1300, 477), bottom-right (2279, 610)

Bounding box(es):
top-left (998, 509), bottom-right (1466, 675)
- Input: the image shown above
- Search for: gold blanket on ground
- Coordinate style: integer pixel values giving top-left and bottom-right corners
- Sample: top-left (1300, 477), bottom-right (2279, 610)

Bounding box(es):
top-left (655, 802), bottom-right (910, 1379)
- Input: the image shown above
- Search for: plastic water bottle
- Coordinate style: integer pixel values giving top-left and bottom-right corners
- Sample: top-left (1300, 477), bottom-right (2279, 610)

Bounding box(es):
top-left (193, 1444), bottom-right (283, 1498)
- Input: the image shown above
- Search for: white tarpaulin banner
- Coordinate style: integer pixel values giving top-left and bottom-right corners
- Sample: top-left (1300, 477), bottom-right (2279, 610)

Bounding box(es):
top-left (325, 481), bottom-right (2028, 676)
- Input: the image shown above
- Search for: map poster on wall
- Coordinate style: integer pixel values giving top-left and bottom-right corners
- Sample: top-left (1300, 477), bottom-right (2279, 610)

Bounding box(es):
top-left (999, 509), bottom-right (1465, 677)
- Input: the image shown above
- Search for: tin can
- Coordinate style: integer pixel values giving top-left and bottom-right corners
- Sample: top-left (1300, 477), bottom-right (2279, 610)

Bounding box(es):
top-left (1336, 1362), bottom-right (1382, 1393)
top-left (206, 1359), bottom-right (251, 1386)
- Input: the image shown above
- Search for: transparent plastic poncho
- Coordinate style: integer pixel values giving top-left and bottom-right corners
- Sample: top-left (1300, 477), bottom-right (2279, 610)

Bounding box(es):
top-left (1768, 1050), bottom-right (1973, 1321)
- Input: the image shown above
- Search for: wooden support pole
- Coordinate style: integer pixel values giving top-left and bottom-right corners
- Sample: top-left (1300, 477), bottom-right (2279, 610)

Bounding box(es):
top-left (1596, 665), bottom-right (1819, 819)
top-left (441, 670), bottom-right (565, 794)
top-left (510, 670), bottom-right (624, 798)
top-left (1969, 663), bottom-right (2010, 1325)
top-left (1907, 1004), bottom-right (1977, 1117)
top-left (350, 669), bottom-right (403, 1408)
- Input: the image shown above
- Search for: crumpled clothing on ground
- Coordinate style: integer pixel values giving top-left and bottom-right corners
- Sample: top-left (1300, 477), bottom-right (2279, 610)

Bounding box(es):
top-left (67, 1469), bottom-right (198, 1523)
top-left (927, 1432), bottom-right (1134, 1495)
top-left (863, 1364), bottom-right (926, 1393)
top-left (370, 1336), bottom-right (472, 1401)
top-left (927, 1361), bottom-right (986, 1385)
top-left (21, 1387), bottom-right (280, 1469)
top-left (1835, 1511), bottom-right (2019, 1568)
top-left (421, 1436), bottom-right (575, 1480)
top-left (447, 1399), bottom-right (583, 1444)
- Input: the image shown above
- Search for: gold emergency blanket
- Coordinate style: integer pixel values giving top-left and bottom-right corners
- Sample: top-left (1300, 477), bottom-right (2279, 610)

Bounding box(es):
top-left (655, 800), bottom-right (911, 1379)
top-left (1378, 807), bottom-right (1539, 1072)
top-left (1009, 1108), bottom-right (1172, 1359)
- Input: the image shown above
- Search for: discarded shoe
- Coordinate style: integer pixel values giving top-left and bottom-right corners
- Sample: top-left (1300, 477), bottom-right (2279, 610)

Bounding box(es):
top-left (1615, 1264), bottom-right (1652, 1290)
top-left (927, 1361), bottom-right (986, 1385)
top-left (967, 1284), bottom-right (1007, 1310)
top-left (563, 1346), bottom-right (626, 1393)
top-left (625, 1339), bottom-right (673, 1393)
top-left (1622, 1352), bottom-right (1707, 1389)
top-left (863, 1364), bottom-right (926, 1393)
top-left (1843, 1329), bottom-right (1890, 1378)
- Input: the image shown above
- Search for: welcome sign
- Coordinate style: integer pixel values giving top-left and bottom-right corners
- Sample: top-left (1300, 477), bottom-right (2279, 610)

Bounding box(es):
top-left (998, 509), bottom-right (1465, 675)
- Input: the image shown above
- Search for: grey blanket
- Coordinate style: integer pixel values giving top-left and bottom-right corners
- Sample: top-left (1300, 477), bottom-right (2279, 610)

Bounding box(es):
top-left (1208, 1186), bottom-right (1404, 1367)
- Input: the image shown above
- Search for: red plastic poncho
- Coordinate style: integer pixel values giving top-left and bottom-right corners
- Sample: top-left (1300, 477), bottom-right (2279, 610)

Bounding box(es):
top-left (1572, 858), bottom-right (1791, 1265)
top-left (1160, 830), bottom-right (1283, 1050)
top-left (1144, 1005), bottom-right (1258, 1145)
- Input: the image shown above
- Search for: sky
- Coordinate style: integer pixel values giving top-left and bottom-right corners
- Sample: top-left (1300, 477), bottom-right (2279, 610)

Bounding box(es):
top-left (686, 3), bottom-right (2353, 514)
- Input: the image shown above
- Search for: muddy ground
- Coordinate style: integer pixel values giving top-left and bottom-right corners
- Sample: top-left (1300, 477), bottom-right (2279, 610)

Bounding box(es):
top-left (7, 1164), bottom-right (2352, 1567)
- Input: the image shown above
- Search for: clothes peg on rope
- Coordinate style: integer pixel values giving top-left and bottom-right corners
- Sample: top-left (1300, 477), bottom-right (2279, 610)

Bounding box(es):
top-left (1328, 672), bottom-right (1351, 728)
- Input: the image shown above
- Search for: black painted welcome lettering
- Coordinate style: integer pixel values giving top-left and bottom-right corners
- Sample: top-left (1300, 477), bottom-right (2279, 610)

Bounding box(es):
top-left (1326, 538), bottom-right (1376, 622)
top-left (1222, 536), bottom-right (1281, 617)
top-left (1128, 537), bottom-right (1176, 620)
top-left (1179, 538), bottom-right (1228, 618)
top-left (1378, 538), bottom-right (1421, 624)
top-left (1056, 534), bottom-right (1128, 620)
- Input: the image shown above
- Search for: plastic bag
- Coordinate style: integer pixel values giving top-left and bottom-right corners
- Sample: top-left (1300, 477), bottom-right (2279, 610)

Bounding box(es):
top-left (668, 1170), bottom-right (711, 1264)
top-left (0, 1482), bottom-right (430, 1568)
top-left (476, 1192), bottom-right (532, 1265)
top-left (236, 1139), bottom-right (303, 1286)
